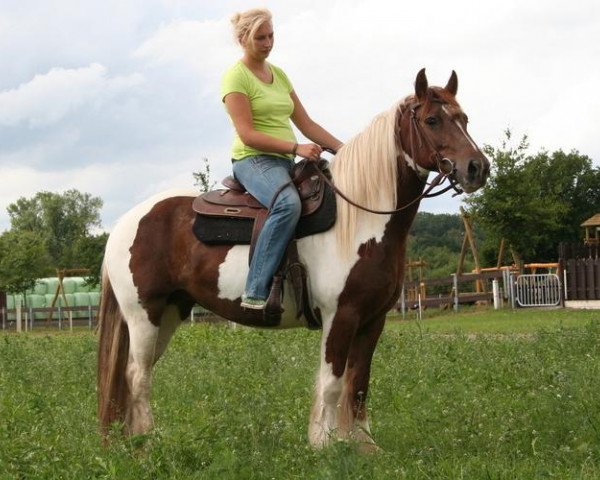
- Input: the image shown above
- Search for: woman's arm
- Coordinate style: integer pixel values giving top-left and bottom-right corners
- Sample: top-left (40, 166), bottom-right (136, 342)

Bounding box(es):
top-left (290, 91), bottom-right (343, 152)
top-left (224, 92), bottom-right (297, 155)
top-left (224, 91), bottom-right (336, 160)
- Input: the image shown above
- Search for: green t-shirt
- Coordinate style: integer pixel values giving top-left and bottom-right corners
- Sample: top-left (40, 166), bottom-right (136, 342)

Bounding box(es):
top-left (221, 61), bottom-right (296, 161)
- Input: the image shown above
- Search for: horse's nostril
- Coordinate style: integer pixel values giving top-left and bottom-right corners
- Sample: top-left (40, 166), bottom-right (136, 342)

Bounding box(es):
top-left (468, 159), bottom-right (480, 178)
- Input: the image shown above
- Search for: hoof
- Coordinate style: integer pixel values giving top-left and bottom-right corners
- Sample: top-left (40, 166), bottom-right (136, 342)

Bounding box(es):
top-left (357, 440), bottom-right (382, 454)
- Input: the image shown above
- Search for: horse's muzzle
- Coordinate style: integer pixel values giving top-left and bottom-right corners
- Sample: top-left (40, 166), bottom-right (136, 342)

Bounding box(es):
top-left (458, 156), bottom-right (489, 193)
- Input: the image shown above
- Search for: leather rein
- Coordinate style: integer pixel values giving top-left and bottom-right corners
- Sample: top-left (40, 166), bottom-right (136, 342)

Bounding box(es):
top-left (312, 102), bottom-right (465, 216)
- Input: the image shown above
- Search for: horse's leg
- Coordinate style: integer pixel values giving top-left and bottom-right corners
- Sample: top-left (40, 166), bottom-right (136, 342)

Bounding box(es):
top-left (337, 315), bottom-right (386, 452)
top-left (308, 311), bottom-right (358, 447)
top-left (153, 305), bottom-right (185, 364)
top-left (122, 303), bottom-right (163, 436)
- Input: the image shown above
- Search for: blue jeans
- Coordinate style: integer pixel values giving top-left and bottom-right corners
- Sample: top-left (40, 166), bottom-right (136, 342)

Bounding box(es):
top-left (232, 155), bottom-right (301, 300)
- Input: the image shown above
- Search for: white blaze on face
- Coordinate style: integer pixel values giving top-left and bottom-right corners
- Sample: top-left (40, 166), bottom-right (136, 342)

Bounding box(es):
top-left (442, 106), bottom-right (479, 151)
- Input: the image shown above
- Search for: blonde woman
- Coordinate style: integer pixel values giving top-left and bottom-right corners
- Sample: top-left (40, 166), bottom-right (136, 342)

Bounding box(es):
top-left (221, 8), bottom-right (342, 310)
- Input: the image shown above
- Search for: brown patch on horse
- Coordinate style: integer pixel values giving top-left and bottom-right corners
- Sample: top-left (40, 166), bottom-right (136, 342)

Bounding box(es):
top-left (128, 195), bottom-right (293, 328)
top-left (128, 196), bottom-right (230, 326)
top-left (357, 238), bottom-right (377, 258)
top-left (323, 179), bottom-right (422, 426)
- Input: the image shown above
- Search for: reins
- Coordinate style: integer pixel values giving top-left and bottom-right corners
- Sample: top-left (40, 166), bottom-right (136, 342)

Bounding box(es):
top-left (313, 164), bottom-right (452, 215)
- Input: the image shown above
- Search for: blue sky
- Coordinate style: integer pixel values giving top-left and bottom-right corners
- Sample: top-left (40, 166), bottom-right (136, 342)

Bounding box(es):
top-left (1, 0), bottom-right (598, 231)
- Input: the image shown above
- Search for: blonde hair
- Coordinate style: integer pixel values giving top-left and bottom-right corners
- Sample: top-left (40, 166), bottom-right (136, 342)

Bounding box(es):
top-left (231, 8), bottom-right (272, 45)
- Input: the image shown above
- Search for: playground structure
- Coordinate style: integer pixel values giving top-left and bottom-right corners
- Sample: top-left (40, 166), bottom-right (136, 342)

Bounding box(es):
top-left (581, 213), bottom-right (600, 246)
top-left (46, 268), bottom-right (91, 321)
top-left (399, 208), bottom-right (564, 314)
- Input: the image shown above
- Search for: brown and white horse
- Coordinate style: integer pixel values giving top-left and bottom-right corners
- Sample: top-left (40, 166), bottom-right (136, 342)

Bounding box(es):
top-left (97, 69), bottom-right (489, 449)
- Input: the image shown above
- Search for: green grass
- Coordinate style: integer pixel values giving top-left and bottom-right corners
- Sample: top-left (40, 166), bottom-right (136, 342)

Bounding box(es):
top-left (390, 307), bottom-right (600, 334)
top-left (1, 308), bottom-right (600, 479)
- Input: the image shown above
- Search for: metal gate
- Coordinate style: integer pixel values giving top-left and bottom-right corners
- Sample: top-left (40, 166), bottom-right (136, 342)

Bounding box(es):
top-left (514, 274), bottom-right (562, 307)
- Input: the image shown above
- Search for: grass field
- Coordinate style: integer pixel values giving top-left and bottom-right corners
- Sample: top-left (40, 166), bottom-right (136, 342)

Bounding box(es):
top-left (1, 308), bottom-right (600, 479)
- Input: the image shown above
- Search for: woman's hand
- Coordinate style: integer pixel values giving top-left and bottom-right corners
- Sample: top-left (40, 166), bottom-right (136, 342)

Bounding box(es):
top-left (296, 143), bottom-right (322, 161)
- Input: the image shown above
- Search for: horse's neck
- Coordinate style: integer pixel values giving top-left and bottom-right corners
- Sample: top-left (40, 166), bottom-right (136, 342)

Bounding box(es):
top-left (387, 172), bottom-right (426, 243)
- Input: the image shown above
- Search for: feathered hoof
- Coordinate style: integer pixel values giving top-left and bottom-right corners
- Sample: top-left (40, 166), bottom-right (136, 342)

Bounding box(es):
top-left (357, 440), bottom-right (382, 455)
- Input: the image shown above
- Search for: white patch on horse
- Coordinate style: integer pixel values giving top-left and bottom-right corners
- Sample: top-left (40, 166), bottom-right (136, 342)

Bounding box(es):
top-left (217, 246), bottom-right (250, 301)
top-left (403, 152), bottom-right (430, 179)
top-left (299, 208), bottom-right (391, 317)
top-left (217, 245), bottom-right (302, 328)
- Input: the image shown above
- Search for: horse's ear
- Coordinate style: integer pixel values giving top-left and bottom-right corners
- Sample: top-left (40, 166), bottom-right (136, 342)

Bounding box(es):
top-left (415, 68), bottom-right (428, 100)
top-left (445, 70), bottom-right (458, 96)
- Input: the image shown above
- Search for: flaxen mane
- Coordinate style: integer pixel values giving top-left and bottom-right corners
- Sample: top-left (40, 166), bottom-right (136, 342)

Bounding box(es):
top-left (329, 102), bottom-right (402, 256)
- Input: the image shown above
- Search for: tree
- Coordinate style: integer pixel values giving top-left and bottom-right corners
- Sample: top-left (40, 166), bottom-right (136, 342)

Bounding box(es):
top-left (71, 232), bottom-right (109, 286)
top-left (192, 157), bottom-right (216, 193)
top-left (0, 230), bottom-right (52, 294)
top-left (7, 190), bottom-right (103, 269)
top-left (465, 130), bottom-right (600, 262)
top-left (406, 212), bottom-right (484, 278)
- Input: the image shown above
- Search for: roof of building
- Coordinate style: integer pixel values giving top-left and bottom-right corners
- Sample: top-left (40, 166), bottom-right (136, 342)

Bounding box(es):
top-left (581, 213), bottom-right (600, 227)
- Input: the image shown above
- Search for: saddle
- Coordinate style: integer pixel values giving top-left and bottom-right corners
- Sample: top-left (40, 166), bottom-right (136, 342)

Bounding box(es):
top-left (192, 159), bottom-right (336, 329)
top-left (192, 159), bottom-right (335, 246)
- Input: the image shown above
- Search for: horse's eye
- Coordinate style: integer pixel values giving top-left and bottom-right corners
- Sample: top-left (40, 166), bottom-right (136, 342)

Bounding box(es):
top-left (424, 116), bottom-right (438, 126)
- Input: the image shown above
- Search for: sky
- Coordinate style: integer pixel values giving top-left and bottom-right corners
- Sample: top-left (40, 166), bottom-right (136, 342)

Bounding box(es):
top-left (1, 0), bottom-right (599, 232)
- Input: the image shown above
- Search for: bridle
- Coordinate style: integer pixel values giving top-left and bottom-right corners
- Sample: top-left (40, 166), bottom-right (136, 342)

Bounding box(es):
top-left (406, 101), bottom-right (465, 195)
top-left (314, 101), bottom-right (465, 216)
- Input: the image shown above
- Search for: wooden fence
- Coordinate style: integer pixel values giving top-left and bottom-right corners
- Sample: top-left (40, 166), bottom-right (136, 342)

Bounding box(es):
top-left (1, 305), bottom-right (99, 331)
top-left (399, 269), bottom-right (509, 311)
top-left (560, 243), bottom-right (600, 301)
top-left (1, 305), bottom-right (213, 332)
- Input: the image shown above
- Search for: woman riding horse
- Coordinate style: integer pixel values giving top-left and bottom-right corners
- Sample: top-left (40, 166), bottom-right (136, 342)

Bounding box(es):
top-left (97, 68), bottom-right (489, 451)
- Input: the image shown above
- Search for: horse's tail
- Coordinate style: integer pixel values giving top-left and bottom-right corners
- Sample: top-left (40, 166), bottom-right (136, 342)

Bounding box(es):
top-left (97, 264), bottom-right (130, 436)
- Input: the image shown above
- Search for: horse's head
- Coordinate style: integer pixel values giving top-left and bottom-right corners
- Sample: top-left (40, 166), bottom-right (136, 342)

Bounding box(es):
top-left (398, 69), bottom-right (489, 193)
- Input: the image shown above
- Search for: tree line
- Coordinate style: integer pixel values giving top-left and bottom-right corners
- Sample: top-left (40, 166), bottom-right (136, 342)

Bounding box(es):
top-left (1, 134), bottom-right (598, 293)
top-left (466, 131), bottom-right (600, 263)
top-left (409, 131), bottom-right (600, 278)
top-left (0, 190), bottom-right (107, 294)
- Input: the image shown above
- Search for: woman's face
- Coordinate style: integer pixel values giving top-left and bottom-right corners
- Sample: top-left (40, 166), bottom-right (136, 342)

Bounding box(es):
top-left (243, 21), bottom-right (274, 61)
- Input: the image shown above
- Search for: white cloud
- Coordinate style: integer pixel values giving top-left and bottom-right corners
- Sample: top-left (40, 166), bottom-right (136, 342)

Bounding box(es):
top-left (134, 19), bottom-right (237, 87)
top-left (0, 0), bottom-right (599, 233)
top-left (0, 63), bottom-right (144, 128)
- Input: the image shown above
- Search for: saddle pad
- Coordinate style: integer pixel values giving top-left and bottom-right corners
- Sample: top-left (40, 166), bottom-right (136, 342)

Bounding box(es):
top-left (193, 184), bottom-right (336, 245)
